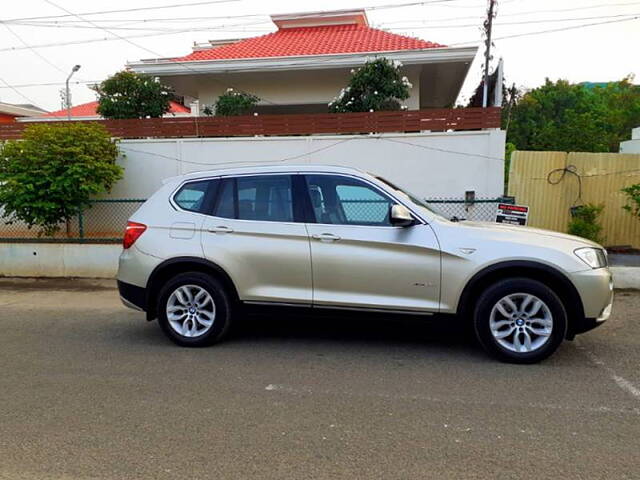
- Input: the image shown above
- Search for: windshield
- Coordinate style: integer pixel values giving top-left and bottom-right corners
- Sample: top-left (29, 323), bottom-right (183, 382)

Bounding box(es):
top-left (373, 175), bottom-right (448, 221)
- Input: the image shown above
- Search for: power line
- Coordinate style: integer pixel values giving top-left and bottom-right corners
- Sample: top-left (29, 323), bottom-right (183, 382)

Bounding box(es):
top-left (446, 15), bottom-right (640, 47)
top-left (2, 22), bottom-right (258, 33)
top-left (4, 16), bottom-right (268, 25)
top-left (118, 137), bottom-right (356, 167)
top-left (497, 0), bottom-right (640, 17)
top-left (3, 18), bottom-right (272, 32)
top-left (4, 0), bottom-right (242, 23)
top-left (3, 0), bottom-right (473, 24)
top-left (0, 26), bottom-right (264, 53)
top-left (0, 80), bottom-right (101, 89)
top-left (383, 12), bottom-right (640, 29)
top-left (13, 7), bottom-right (639, 32)
top-left (380, 1), bottom-right (640, 25)
top-left (0, 75), bottom-right (39, 105)
top-left (365, 0), bottom-right (486, 11)
top-left (2, 23), bottom-right (85, 80)
top-left (379, 137), bottom-right (504, 162)
top-left (0, 24), bottom-right (272, 52)
top-left (119, 134), bottom-right (507, 167)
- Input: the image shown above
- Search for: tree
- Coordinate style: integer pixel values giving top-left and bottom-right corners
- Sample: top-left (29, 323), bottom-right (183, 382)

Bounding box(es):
top-left (204, 88), bottom-right (259, 116)
top-left (95, 70), bottom-right (173, 119)
top-left (507, 77), bottom-right (640, 152)
top-left (0, 123), bottom-right (123, 236)
top-left (329, 58), bottom-right (411, 113)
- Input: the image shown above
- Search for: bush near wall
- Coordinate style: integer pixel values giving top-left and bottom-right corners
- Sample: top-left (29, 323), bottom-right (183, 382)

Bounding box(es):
top-left (0, 123), bottom-right (123, 236)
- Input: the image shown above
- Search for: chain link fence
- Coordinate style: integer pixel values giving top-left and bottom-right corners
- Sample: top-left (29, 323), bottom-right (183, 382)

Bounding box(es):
top-left (424, 197), bottom-right (514, 222)
top-left (0, 199), bottom-right (145, 243)
top-left (0, 197), bottom-right (512, 243)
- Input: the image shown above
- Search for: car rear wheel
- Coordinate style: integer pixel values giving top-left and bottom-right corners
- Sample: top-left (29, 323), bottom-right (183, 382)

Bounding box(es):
top-left (473, 278), bottom-right (567, 364)
top-left (157, 272), bottom-right (232, 347)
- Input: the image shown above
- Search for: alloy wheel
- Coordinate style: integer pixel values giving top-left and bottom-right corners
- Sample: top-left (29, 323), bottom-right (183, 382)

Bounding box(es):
top-left (489, 293), bottom-right (553, 353)
top-left (166, 285), bottom-right (216, 338)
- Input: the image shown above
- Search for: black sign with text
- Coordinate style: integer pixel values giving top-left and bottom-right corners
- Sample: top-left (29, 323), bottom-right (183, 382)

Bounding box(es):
top-left (496, 203), bottom-right (529, 226)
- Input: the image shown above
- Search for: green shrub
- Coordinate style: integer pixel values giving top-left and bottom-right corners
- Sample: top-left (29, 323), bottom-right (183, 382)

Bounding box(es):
top-left (621, 184), bottom-right (640, 219)
top-left (567, 203), bottom-right (604, 244)
top-left (0, 123), bottom-right (123, 236)
top-left (207, 88), bottom-right (259, 116)
top-left (329, 58), bottom-right (411, 113)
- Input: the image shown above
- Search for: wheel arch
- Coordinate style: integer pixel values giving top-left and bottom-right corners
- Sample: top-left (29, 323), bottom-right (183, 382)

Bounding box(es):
top-left (145, 256), bottom-right (239, 320)
top-left (457, 260), bottom-right (585, 339)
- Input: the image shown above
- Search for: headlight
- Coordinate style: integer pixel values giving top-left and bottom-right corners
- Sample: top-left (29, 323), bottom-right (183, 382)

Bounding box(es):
top-left (574, 247), bottom-right (607, 269)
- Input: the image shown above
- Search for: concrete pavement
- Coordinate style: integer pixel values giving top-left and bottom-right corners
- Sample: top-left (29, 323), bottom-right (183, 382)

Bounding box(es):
top-left (0, 279), bottom-right (639, 479)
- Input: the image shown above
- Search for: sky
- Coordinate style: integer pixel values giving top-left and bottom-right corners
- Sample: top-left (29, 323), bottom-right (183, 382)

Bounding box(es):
top-left (1, 0), bottom-right (639, 112)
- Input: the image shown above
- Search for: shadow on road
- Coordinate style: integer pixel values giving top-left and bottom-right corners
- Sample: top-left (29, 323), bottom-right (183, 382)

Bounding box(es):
top-left (229, 309), bottom-right (483, 354)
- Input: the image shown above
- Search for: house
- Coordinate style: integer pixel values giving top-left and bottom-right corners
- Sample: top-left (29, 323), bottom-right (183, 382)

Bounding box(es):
top-left (128, 9), bottom-right (478, 114)
top-left (23, 100), bottom-right (190, 122)
top-left (0, 102), bottom-right (47, 123)
top-left (620, 127), bottom-right (640, 154)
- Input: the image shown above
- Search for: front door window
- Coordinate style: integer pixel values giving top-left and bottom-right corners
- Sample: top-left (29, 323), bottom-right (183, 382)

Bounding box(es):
top-left (305, 175), bottom-right (394, 226)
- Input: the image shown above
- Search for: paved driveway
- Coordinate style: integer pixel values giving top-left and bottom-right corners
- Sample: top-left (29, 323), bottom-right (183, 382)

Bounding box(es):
top-left (0, 279), bottom-right (638, 479)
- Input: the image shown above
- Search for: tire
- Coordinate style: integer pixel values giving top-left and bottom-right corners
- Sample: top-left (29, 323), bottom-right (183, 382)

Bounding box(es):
top-left (473, 277), bottom-right (567, 364)
top-left (157, 272), bottom-right (232, 347)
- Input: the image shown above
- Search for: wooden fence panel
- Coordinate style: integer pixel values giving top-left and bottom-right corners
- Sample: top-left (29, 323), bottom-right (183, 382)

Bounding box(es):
top-left (509, 151), bottom-right (640, 248)
top-left (0, 107), bottom-right (501, 140)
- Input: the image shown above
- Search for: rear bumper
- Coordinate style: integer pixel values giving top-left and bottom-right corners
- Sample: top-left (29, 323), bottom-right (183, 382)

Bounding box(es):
top-left (117, 280), bottom-right (147, 312)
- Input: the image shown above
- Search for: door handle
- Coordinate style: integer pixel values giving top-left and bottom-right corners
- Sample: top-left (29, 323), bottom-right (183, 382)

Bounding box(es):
top-left (312, 233), bottom-right (341, 242)
top-left (208, 226), bottom-right (234, 234)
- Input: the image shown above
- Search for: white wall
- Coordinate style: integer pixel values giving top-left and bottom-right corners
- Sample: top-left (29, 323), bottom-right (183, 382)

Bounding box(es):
top-left (0, 244), bottom-right (120, 278)
top-left (110, 130), bottom-right (505, 200)
top-left (620, 127), bottom-right (640, 154)
top-left (166, 67), bottom-right (422, 111)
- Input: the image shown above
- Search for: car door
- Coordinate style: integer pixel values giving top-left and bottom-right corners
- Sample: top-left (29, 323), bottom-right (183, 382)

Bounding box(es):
top-left (200, 174), bottom-right (312, 305)
top-left (302, 174), bottom-right (441, 312)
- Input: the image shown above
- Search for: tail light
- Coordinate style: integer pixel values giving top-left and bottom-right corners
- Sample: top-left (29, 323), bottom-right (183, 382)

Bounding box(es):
top-left (123, 221), bottom-right (147, 249)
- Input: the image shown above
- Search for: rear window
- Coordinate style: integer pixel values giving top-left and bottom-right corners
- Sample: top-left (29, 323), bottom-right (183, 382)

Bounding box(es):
top-left (173, 180), bottom-right (217, 213)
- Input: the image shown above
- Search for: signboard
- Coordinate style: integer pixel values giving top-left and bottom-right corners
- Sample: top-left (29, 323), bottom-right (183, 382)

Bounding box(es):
top-left (496, 203), bottom-right (529, 226)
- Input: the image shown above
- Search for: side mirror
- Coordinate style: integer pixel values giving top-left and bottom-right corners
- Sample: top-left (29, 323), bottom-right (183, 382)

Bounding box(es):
top-left (390, 204), bottom-right (414, 227)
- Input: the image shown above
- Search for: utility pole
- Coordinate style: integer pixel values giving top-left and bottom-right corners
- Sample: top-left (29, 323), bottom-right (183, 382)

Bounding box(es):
top-left (482, 0), bottom-right (496, 108)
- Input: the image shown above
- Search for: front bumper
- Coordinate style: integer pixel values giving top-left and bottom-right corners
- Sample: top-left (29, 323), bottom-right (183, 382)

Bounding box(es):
top-left (569, 267), bottom-right (614, 334)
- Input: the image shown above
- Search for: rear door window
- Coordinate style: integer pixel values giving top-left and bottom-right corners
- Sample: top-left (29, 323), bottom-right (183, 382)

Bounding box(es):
top-left (213, 175), bottom-right (295, 222)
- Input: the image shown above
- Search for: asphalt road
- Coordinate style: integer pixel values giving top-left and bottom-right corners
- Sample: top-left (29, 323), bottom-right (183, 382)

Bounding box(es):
top-left (1, 279), bottom-right (639, 480)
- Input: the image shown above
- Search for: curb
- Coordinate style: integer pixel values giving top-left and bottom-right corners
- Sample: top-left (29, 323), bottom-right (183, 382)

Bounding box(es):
top-left (611, 266), bottom-right (640, 290)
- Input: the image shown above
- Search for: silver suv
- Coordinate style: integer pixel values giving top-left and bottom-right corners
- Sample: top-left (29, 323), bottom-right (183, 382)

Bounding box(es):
top-left (117, 165), bottom-right (613, 363)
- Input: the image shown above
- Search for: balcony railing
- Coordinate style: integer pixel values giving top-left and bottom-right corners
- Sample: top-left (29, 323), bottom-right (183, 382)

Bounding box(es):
top-left (0, 107), bottom-right (501, 140)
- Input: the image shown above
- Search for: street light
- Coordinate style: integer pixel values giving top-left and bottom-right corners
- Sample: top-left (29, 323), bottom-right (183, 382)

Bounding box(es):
top-left (65, 64), bottom-right (81, 120)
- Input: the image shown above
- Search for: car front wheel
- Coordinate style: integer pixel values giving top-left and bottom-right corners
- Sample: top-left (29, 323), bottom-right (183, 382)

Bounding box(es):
top-left (157, 272), bottom-right (232, 347)
top-left (473, 278), bottom-right (567, 364)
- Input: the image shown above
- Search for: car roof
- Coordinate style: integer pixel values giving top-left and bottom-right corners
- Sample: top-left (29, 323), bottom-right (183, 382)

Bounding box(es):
top-left (167, 164), bottom-right (368, 183)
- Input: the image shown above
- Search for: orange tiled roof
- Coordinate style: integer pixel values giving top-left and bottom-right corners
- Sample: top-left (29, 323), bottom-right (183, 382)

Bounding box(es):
top-left (173, 24), bottom-right (444, 62)
top-left (43, 100), bottom-right (190, 117)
